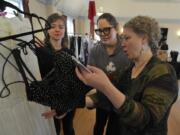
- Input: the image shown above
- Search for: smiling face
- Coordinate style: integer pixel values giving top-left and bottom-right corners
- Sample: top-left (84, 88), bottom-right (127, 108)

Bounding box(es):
top-left (96, 19), bottom-right (117, 45)
top-left (48, 19), bottom-right (65, 41)
top-left (121, 27), bottom-right (147, 60)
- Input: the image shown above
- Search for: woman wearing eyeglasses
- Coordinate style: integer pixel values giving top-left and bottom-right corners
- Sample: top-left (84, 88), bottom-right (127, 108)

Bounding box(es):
top-left (86, 13), bottom-right (130, 135)
top-left (77, 16), bottom-right (178, 135)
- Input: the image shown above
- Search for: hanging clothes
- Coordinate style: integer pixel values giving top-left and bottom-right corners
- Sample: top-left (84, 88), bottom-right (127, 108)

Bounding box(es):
top-left (0, 17), bottom-right (56, 135)
top-left (75, 36), bottom-right (79, 58)
top-left (27, 50), bottom-right (92, 113)
top-left (69, 36), bottom-right (75, 56)
top-left (69, 35), bottom-right (94, 65)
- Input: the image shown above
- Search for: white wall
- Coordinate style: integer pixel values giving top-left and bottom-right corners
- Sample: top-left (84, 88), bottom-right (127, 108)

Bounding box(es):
top-left (29, 0), bottom-right (47, 18)
top-left (95, 0), bottom-right (180, 20)
top-left (75, 17), bottom-right (90, 35)
top-left (161, 23), bottom-right (180, 60)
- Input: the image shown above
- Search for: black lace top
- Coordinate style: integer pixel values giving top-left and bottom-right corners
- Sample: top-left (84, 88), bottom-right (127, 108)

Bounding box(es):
top-left (27, 50), bottom-right (91, 113)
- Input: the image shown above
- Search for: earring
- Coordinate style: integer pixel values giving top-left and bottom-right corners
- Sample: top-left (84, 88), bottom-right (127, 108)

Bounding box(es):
top-left (139, 46), bottom-right (144, 56)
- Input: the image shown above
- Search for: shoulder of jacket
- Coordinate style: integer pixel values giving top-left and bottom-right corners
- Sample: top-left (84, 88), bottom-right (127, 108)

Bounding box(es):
top-left (148, 62), bottom-right (173, 81)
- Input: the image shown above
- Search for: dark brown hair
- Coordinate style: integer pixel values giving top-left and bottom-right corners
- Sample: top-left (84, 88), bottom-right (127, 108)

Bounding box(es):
top-left (97, 13), bottom-right (119, 30)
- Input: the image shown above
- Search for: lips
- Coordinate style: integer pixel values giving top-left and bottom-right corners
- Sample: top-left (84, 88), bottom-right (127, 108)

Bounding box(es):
top-left (123, 48), bottom-right (128, 56)
top-left (101, 37), bottom-right (109, 41)
top-left (102, 39), bottom-right (108, 41)
top-left (54, 33), bottom-right (61, 37)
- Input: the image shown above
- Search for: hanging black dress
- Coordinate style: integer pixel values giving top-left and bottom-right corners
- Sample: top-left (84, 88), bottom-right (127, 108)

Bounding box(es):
top-left (27, 49), bottom-right (91, 113)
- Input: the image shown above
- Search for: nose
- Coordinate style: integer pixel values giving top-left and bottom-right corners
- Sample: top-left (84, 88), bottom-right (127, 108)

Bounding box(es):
top-left (53, 26), bottom-right (60, 31)
top-left (55, 27), bottom-right (60, 31)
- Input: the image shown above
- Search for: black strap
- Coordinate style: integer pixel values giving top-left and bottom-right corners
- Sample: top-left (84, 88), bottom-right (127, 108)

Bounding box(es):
top-left (18, 52), bottom-right (37, 81)
top-left (12, 49), bottom-right (37, 90)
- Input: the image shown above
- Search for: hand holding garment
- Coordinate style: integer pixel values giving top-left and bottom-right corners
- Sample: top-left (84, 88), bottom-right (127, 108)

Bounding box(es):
top-left (27, 50), bottom-right (91, 113)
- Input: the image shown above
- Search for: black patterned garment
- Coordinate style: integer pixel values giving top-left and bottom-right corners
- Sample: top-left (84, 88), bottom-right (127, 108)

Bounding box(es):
top-left (27, 50), bottom-right (91, 113)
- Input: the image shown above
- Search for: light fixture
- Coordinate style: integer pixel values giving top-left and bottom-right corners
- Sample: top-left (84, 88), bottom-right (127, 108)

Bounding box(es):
top-left (120, 27), bottom-right (123, 34)
top-left (176, 30), bottom-right (180, 38)
top-left (97, 12), bottom-right (103, 16)
top-left (97, 6), bottom-right (103, 16)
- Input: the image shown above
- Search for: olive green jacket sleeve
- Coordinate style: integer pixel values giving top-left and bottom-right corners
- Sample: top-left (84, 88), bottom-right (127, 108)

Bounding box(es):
top-left (114, 58), bottom-right (178, 130)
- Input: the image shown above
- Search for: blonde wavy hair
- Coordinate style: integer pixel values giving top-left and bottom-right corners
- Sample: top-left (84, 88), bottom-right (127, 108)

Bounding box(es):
top-left (124, 16), bottom-right (161, 55)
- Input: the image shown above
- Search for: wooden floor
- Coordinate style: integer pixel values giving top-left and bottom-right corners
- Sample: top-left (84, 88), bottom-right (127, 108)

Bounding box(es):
top-left (72, 102), bottom-right (180, 135)
top-left (168, 88), bottom-right (180, 135)
top-left (62, 81), bottom-right (180, 135)
top-left (73, 108), bottom-right (96, 135)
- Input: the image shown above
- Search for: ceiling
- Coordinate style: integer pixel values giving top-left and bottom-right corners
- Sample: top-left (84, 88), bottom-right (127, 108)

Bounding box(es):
top-left (37, 0), bottom-right (180, 23)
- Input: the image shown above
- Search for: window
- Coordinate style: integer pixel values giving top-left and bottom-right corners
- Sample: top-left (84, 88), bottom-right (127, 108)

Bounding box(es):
top-left (94, 24), bottom-right (100, 41)
top-left (67, 16), bottom-right (74, 35)
top-left (4, 0), bottom-right (23, 18)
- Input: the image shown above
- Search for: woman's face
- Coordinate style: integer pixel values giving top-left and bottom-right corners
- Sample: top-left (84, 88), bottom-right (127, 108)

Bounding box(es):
top-left (48, 19), bottom-right (65, 41)
top-left (121, 27), bottom-right (145, 60)
top-left (96, 19), bottom-right (117, 45)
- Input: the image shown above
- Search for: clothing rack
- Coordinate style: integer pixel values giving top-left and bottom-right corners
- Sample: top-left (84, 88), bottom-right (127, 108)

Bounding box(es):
top-left (0, 29), bottom-right (49, 42)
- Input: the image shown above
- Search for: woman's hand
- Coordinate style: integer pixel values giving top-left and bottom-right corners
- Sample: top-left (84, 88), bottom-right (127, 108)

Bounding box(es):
top-left (42, 109), bottom-right (67, 119)
top-left (75, 65), bottom-right (112, 93)
top-left (76, 65), bottom-right (126, 109)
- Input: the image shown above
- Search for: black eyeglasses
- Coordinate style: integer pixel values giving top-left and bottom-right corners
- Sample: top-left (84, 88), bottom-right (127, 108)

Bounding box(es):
top-left (95, 27), bottom-right (114, 36)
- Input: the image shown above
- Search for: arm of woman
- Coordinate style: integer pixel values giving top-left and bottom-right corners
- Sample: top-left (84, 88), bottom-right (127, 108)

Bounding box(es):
top-left (76, 64), bottom-right (178, 128)
top-left (113, 73), bottom-right (178, 128)
top-left (42, 109), bottom-right (67, 119)
top-left (75, 65), bottom-right (126, 109)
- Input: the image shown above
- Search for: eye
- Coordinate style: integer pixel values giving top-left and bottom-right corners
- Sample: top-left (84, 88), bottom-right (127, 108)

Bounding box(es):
top-left (103, 27), bottom-right (111, 34)
top-left (125, 36), bottom-right (131, 40)
top-left (122, 35), bottom-right (131, 41)
top-left (59, 25), bottom-right (65, 29)
top-left (95, 27), bottom-right (113, 36)
top-left (51, 25), bottom-right (56, 29)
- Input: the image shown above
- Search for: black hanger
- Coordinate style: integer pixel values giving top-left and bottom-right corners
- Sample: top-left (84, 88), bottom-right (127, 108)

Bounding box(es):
top-left (0, 0), bottom-right (48, 98)
top-left (0, 0), bottom-right (50, 42)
